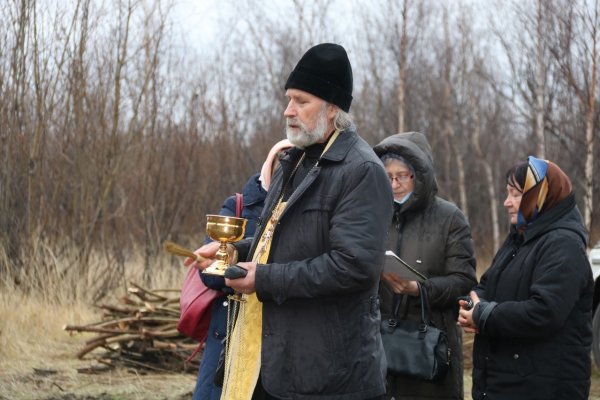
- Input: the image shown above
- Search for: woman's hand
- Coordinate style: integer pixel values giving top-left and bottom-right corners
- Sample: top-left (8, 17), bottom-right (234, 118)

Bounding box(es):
top-left (381, 272), bottom-right (419, 296)
top-left (457, 291), bottom-right (480, 333)
top-left (183, 241), bottom-right (224, 270)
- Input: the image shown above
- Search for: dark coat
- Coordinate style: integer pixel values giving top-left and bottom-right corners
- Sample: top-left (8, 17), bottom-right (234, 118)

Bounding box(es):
top-left (373, 132), bottom-right (478, 400)
top-left (471, 194), bottom-right (593, 400)
top-left (235, 126), bottom-right (394, 400)
top-left (193, 173), bottom-right (267, 400)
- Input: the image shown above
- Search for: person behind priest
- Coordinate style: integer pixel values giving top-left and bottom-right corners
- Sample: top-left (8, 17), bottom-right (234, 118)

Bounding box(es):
top-left (191, 43), bottom-right (393, 400)
top-left (189, 139), bottom-right (293, 400)
top-left (373, 132), bottom-right (477, 400)
top-left (458, 156), bottom-right (593, 400)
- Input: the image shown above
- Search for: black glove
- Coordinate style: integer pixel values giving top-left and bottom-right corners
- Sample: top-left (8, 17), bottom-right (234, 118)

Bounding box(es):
top-left (224, 264), bottom-right (248, 280)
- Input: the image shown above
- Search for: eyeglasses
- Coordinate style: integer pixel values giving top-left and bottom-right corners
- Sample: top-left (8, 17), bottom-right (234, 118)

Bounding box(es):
top-left (388, 174), bottom-right (413, 183)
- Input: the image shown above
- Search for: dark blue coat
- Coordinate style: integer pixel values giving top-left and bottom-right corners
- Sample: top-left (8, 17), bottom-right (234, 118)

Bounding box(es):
top-left (192, 173), bottom-right (267, 400)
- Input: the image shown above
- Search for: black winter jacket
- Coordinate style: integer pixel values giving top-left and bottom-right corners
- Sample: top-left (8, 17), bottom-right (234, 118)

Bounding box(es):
top-left (472, 194), bottom-right (593, 400)
top-left (373, 132), bottom-right (477, 400)
top-left (235, 126), bottom-right (394, 400)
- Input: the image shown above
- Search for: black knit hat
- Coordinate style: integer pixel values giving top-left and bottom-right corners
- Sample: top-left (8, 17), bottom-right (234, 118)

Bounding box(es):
top-left (285, 43), bottom-right (353, 112)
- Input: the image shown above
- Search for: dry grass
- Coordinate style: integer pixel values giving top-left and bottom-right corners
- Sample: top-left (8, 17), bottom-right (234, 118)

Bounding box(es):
top-left (0, 288), bottom-right (197, 400)
top-left (0, 250), bottom-right (198, 400)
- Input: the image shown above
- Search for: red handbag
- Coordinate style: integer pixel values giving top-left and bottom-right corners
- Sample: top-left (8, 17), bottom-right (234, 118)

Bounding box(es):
top-left (176, 193), bottom-right (243, 343)
top-left (176, 267), bottom-right (221, 342)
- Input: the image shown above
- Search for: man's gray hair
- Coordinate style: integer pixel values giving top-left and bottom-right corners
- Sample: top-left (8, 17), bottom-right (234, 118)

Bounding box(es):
top-left (333, 108), bottom-right (353, 131)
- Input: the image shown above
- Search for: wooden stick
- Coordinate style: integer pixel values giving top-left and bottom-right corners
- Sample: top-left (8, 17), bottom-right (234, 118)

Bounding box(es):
top-left (97, 304), bottom-right (139, 314)
top-left (77, 338), bottom-right (108, 359)
top-left (128, 282), bottom-right (172, 301)
top-left (86, 316), bottom-right (179, 329)
top-left (163, 241), bottom-right (207, 262)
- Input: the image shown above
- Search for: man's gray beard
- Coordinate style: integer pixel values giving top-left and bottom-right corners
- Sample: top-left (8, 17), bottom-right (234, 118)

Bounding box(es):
top-left (285, 107), bottom-right (329, 149)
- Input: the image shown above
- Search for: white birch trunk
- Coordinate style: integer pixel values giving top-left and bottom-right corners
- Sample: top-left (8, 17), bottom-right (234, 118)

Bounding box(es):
top-left (397, 0), bottom-right (408, 133)
top-left (584, 7), bottom-right (597, 238)
top-left (485, 163), bottom-right (500, 252)
top-left (534, 0), bottom-right (546, 157)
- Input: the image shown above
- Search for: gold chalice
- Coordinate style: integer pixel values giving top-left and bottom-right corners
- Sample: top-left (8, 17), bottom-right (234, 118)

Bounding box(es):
top-left (203, 214), bottom-right (247, 276)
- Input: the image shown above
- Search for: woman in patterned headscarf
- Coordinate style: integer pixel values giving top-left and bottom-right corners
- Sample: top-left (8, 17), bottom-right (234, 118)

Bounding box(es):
top-left (458, 156), bottom-right (593, 400)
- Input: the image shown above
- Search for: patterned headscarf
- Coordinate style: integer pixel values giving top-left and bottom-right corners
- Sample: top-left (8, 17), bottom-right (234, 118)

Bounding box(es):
top-left (517, 156), bottom-right (572, 229)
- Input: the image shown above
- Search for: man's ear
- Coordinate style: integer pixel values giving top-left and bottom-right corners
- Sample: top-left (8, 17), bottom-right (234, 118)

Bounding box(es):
top-left (327, 104), bottom-right (338, 120)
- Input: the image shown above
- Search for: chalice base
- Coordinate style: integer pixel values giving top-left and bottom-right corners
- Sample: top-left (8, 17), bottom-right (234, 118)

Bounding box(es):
top-left (203, 260), bottom-right (228, 276)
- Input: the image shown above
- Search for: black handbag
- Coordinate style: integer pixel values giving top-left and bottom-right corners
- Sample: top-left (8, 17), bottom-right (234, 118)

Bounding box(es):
top-left (380, 282), bottom-right (450, 381)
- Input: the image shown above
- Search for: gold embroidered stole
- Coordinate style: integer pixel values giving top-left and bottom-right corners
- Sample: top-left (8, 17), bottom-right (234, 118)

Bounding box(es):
top-left (220, 201), bottom-right (285, 400)
top-left (220, 130), bottom-right (340, 400)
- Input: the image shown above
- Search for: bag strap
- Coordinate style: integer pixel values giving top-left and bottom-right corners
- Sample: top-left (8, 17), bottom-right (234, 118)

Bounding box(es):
top-left (390, 293), bottom-right (410, 321)
top-left (186, 342), bottom-right (203, 363)
top-left (417, 282), bottom-right (432, 325)
top-left (235, 193), bottom-right (243, 218)
top-left (389, 284), bottom-right (431, 327)
top-left (391, 294), bottom-right (402, 319)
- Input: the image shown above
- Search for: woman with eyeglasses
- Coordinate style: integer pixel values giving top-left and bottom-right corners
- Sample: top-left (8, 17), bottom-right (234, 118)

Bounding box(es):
top-left (373, 132), bottom-right (477, 400)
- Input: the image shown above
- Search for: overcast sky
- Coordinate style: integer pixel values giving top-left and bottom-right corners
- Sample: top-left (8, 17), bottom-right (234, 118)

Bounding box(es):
top-left (170, 0), bottom-right (221, 50)
top-left (168, 0), bottom-right (501, 54)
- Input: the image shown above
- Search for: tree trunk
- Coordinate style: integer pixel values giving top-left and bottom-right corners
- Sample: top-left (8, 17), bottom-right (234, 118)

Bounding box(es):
top-left (534, 0), bottom-right (546, 157)
top-left (397, 0), bottom-right (409, 133)
top-left (584, 43), bottom-right (596, 234)
top-left (484, 163), bottom-right (500, 252)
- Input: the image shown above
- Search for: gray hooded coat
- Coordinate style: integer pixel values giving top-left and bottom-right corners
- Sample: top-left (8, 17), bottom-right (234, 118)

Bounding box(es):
top-left (373, 132), bottom-right (477, 400)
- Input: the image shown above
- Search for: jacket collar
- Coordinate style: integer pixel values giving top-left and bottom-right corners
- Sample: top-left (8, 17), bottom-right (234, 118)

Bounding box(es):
top-left (521, 193), bottom-right (587, 245)
top-left (319, 125), bottom-right (357, 163)
top-left (241, 173), bottom-right (267, 206)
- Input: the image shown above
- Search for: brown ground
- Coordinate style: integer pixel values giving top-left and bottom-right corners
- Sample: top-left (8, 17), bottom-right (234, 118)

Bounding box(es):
top-left (0, 367), bottom-right (195, 400)
top-left (0, 289), bottom-right (198, 400)
top-left (0, 340), bottom-right (198, 399)
top-left (0, 339), bottom-right (598, 399)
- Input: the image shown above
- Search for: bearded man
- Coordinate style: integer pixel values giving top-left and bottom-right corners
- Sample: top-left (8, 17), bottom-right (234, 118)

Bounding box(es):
top-left (195, 43), bottom-right (393, 400)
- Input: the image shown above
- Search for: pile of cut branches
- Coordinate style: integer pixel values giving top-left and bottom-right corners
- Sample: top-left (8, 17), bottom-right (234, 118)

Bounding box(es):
top-left (64, 282), bottom-right (201, 374)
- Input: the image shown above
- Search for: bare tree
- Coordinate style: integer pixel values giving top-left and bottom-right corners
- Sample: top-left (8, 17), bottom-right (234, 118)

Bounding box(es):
top-left (533, 0), bottom-right (547, 157)
top-left (385, 0), bottom-right (426, 134)
top-left (549, 0), bottom-right (598, 237)
top-left (352, 0), bottom-right (430, 145)
top-left (1, 0), bottom-right (598, 298)
top-left (492, 0), bottom-right (555, 158)
top-left (439, 7), bottom-right (468, 214)
top-left (396, 0), bottom-right (409, 133)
